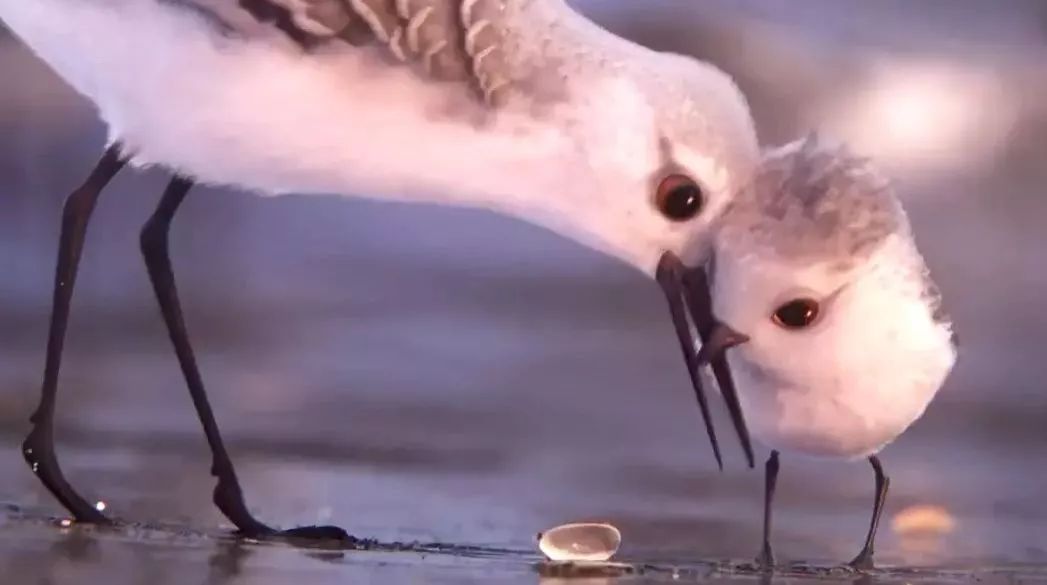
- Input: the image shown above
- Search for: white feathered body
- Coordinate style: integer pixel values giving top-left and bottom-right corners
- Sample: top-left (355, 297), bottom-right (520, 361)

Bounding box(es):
top-left (718, 238), bottom-right (956, 459)
top-left (0, 0), bottom-right (759, 273)
top-left (712, 139), bottom-right (957, 459)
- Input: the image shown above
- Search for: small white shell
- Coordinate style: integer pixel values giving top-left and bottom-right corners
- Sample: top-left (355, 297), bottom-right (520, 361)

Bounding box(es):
top-left (537, 522), bottom-right (621, 562)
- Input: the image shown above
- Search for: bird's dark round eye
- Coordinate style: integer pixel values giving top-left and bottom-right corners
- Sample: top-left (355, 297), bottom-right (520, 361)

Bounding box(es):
top-left (655, 174), bottom-right (704, 221)
top-left (772, 298), bottom-right (821, 330)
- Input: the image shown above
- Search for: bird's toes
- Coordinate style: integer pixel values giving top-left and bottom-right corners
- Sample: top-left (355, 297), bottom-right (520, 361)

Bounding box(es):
top-left (755, 545), bottom-right (776, 572)
top-left (279, 524), bottom-right (357, 544)
top-left (846, 552), bottom-right (875, 572)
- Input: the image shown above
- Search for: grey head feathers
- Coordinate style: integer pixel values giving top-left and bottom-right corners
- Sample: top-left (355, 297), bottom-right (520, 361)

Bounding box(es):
top-left (721, 133), bottom-right (955, 334)
top-left (723, 133), bottom-right (906, 271)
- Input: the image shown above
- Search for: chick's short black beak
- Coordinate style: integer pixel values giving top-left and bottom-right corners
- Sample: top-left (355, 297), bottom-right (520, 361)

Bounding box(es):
top-left (696, 323), bottom-right (750, 367)
top-left (656, 252), bottom-right (755, 470)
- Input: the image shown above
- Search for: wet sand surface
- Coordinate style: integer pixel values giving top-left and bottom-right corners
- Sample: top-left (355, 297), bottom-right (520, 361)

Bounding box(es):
top-left (2, 509), bottom-right (1046, 585)
top-left (2, 1), bottom-right (1047, 583)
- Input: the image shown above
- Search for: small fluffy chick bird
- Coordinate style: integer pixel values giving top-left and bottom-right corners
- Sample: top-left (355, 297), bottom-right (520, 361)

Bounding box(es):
top-left (698, 135), bottom-right (958, 569)
top-left (1, 0), bottom-right (759, 541)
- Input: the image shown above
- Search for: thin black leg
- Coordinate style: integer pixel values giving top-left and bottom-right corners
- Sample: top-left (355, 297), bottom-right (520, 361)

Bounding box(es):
top-left (23, 145), bottom-right (128, 523)
top-left (848, 455), bottom-right (890, 570)
top-left (757, 450), bottom-right (780, 570)
top-left (140, 177), bottom-right (350, 542)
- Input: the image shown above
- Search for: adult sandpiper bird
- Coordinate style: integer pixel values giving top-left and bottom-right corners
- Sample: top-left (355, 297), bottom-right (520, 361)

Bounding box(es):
top-left (698, 136), bottom-right (958, 569)
top-left (1, 0), bottom-right (759, 540)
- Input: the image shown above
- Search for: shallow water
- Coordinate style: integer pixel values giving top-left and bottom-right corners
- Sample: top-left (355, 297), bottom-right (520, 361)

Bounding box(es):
top-left (1, 2), bottom-right (1046, 583)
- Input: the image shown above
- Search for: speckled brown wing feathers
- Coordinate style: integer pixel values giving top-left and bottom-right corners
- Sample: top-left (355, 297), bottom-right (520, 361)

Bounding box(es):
top-left (233, 0), bottom-right (512, 104)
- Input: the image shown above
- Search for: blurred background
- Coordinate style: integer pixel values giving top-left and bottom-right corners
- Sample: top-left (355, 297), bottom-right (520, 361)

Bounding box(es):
top-left (1, 1), bottom-right (1046, 582)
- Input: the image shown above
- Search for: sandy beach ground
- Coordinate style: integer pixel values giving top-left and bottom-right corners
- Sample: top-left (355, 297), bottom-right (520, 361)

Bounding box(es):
top-left (1, 1), bottom-right (1046, 583)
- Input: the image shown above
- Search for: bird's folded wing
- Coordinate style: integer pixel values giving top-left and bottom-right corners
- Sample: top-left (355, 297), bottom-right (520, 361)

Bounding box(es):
top-left (183, 0), bottom-right (512, 105)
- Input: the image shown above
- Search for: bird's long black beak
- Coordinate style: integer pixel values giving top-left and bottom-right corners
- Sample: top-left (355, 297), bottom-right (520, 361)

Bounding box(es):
top-left (656, 252), bottom-right (755, 470)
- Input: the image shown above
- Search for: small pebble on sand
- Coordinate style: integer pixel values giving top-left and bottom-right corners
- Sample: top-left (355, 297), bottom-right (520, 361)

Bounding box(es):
top-left (537, 522), bottom-right (621, 562)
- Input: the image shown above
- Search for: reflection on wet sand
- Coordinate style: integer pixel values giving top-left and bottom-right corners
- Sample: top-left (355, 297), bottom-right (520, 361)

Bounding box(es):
top-left (3, 507), bottom-right (1044, 585)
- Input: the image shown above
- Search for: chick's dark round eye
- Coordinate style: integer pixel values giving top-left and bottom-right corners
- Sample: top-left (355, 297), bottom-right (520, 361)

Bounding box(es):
top-left (655, 174), bottom-right (704, 221)
top-left (772, 298), bottom-right (821, 330)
